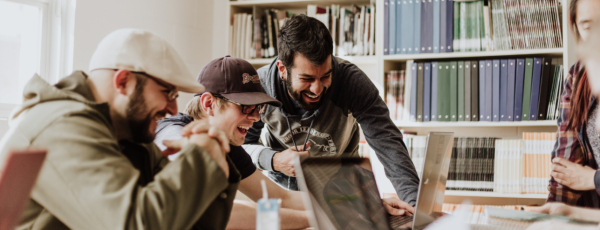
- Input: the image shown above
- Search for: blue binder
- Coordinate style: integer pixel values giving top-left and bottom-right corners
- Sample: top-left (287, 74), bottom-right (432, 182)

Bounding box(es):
top-left (431, 62), bottom-right (438, 121)
top-left (529, 58), bottom-right (544, 121)
top-left (384, 0), bottom-right (390, 55)
top-left (399, 0), bottom-right (407, 54)
top-left (396, 0), bottom-right (402, 54)
top-left (414, 0), bottom-right (421, 54)
top-left (389, 0), bottom-right (396, 55)
top-left (479, 60), bottom-right (486, 121)
top-left (507, 59), bottom-right (516, 121)
top-left (424, 63), bottom-right (432, 121)
top-left (405, 0), bottom-right (414, 54)
top-left (492, 60), bottom-right (500, 122)
top-left (433, 0), bottom-right (440, 53)
top-left (445, 0), bottom-right (453, 52)
top-left (440, 0), bottom-right (446, 53)
top-left (410, 63), bottom-right (418, 121)
top-left (421, 0), bottom-right (433, 53)
top-left (485, 60), bottom-right (493, 121)
top-left (514, 59), bottom-right (526, 121)
top-left (500, 60), bottom-right (508, 121)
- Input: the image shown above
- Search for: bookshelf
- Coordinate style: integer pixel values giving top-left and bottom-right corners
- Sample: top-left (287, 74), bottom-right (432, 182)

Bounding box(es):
top-left (225, 0), bottom-right (575, 206)
top-left (383, 48), bottom-right (565, 61)
top-left (394, 120), bottom-right (557, 128)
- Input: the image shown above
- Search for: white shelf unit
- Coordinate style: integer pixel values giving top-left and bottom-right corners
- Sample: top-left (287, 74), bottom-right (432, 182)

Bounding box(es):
top-left (384, 48), bottom-right (565, 61)
top-left (443, 191), bottom-right (548, 206)
top-left (394, 120), bottom-right (557, 128)
top-left (225, 0), bottom-right (575, 205)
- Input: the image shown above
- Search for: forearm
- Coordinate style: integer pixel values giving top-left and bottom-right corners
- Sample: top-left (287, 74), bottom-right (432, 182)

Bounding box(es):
top-left (569, 206), bottom-right (600, 223)
top-left (226, 200), bottom-right (310, 230)
top-left (280, 190), bottom-right (305, 210)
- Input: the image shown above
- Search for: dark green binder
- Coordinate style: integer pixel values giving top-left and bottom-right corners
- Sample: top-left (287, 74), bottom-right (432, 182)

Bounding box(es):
top-left (522, 58), bottom-right (534, 121)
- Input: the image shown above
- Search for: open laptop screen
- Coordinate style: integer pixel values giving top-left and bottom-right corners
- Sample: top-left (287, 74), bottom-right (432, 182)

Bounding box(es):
top-left (295, 157), bottom-right (391, 230)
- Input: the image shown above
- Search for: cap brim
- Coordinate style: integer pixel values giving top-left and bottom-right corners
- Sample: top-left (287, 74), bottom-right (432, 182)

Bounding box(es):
top-left (177, 81), bottom-right (205, 94)
top-left (221, 92), bottom-right (282, 107)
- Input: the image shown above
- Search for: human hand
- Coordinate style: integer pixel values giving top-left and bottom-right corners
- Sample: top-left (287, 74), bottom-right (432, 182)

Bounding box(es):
top-left (551, 158), bottom-right (596, 191)
top-left (180, 119), bottom-right (230, 153)
top-left (382, 197), bottom-right (415, 216)
top-left (164, 133), bottom-right (229, 178)
top-left (525, 203), bottom-right (572, 217)
top-left (273, 142), bottom-right (311, 177)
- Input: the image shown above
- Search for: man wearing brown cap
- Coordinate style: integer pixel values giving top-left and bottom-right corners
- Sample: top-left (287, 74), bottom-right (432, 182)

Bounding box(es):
top-left (155, 56), bottom-right (311, 229)
top-left (243, 14), bottom-right (419, 213)
top-left (0, 29), bottom-right (238, 229)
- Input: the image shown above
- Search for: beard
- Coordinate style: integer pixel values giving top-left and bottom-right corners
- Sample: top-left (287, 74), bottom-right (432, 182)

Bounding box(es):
top-left (285, 72), bottom-right (327, 112)
top-left (126, 85), bottom-right (155, 144)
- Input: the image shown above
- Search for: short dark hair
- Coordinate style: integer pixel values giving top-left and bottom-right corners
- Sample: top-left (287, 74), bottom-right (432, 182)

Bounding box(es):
top-left (277, 14), bottom-right (333, 69)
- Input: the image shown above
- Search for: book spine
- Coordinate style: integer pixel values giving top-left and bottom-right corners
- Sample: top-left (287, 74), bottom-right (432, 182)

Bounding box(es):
top-left (453, 2), bottom-right (460, 52)
top-left (446, 0), bottom-right (453, 52)
top-left (450, 61), bottom-right (458, 121)
top-left (471, 61), bottom-right (479, 121)
top-left (396, 0), bottom-right (403, 54)
top-left (424, 63), bottom-right (432, 121)
top-left (440, 0), bottom-right (447, 53)
top-left (433, 0), bottom-right (440, 53)
top-left (405, 0), bottom-right (414, 54)
top-left (389, 1), bottom-right (396, 55)
top-left (410, 63), bottom-right (418, 121)
top-left (441, 62), bottom-right (451, 121)
top-left (417, 63), bottom-right (425, 121)
top-left (492, 60), bottom-right (500, 121)
top-left (465, 61), bottom-right (472, 121)
top-left (514, 59), bottom-right (526, 121)
top-left (529, 57), bottom-right (544, 121)
top-left (414, 0), bottom-right (422, 54)
top-left (522, 58), bottom-right (534, 121)
top-left (479, 60), bottom-right (486, 121)
top-left (537, 59), bottom-right (554, 120)
top-left (386, 72), bottom-right (396, 120)
top-left (432, 62), bottom-right (438, 121)
top-left (500, 59), bottom-right (508, 121)
top-left (507, 59), bottom-right (517, 121)
top-left (384, 0), bottom-right (390, 55)
top-left (424, 0), bottom-right (434, 53)
top-left (485, 60), bottom-right (493, 121)
top-left (458, 61), bottom-right (465, 121)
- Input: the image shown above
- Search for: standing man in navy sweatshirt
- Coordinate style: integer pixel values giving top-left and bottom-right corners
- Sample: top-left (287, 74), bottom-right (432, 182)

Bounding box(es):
top-left (242, 14), bottom-right (420, 210)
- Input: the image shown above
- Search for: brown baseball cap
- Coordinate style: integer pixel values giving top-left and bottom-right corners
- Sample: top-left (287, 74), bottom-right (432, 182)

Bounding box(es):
top-left (197, 55), bottom-right (281, 107)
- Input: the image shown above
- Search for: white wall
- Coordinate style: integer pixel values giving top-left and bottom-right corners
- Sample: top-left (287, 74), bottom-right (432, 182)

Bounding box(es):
top-left (73, 0), bottom-right (215, 111)
top-left (0, 0), bottom-right (216, 139)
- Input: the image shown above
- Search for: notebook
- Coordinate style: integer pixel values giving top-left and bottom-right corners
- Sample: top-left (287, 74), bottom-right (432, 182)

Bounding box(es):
top-left (0, 149), bottom-right (47, 230)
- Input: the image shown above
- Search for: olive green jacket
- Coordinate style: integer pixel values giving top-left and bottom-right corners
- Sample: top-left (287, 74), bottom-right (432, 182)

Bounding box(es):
top-left (0, 71), bottom-right (240, 230)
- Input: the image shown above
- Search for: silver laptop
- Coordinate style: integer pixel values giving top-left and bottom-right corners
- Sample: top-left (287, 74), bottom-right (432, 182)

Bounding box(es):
top-left (295, 132), bottom-right (454, 230)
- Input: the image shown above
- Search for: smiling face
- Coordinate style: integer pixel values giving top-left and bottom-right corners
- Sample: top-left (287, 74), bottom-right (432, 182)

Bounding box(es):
top-left (126, 73), bottom-right (178, 143)
top-left (203, 94), bottom-right (261, 146)
top-left (280, 54), bottom-right (332, 111)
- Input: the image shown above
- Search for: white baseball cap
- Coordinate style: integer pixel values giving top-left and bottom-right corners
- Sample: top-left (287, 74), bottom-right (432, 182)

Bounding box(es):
top-left (89, 28), bottom-right (204, 93)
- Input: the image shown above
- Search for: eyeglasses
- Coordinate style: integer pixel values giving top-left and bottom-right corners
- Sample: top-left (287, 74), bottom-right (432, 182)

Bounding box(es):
top-left (214, 95), bottom-right (266, 114)
top-left (133, 72), bottom-right (179, 102)
top-left (98, 69), bottom-right (180, 101)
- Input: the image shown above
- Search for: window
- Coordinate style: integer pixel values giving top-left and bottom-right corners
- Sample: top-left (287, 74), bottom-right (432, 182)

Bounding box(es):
top-left (0, 0), bottom-right (75, 119)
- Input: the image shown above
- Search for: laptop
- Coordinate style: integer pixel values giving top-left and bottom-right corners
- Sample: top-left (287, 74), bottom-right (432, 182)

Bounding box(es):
top-left (295, 132), bottom-right (454, 230)
top-left (0, 149), bottom-right (47, 230)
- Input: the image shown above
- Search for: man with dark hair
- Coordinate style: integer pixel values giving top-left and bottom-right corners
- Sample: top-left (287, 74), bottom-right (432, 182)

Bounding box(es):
top-left (243, 14), bottom-right (420, 211)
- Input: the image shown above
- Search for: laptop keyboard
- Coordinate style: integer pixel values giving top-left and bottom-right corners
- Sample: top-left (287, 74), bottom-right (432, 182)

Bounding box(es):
top-left (389, 215), bottom-right (413, 229)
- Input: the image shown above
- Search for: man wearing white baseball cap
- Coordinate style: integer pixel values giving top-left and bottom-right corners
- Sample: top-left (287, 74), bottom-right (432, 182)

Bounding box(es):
top-left (0, 28), bottom-right (239, 229)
